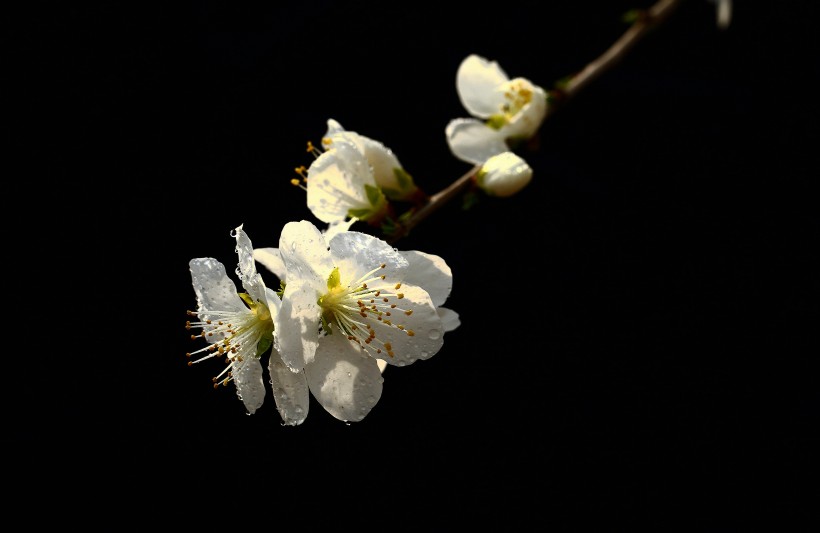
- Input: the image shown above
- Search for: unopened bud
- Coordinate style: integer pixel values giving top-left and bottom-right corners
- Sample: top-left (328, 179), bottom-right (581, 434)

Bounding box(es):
top-left (475, 152), bottom-right (533, 197)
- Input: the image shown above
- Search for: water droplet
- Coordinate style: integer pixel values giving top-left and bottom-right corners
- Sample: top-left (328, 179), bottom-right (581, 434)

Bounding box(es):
top-left (428, 329), bottom-right (441, 340)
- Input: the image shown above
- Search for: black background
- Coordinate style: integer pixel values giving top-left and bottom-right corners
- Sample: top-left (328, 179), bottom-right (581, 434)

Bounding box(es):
top-left (19, 0), bottom-right (819, 527)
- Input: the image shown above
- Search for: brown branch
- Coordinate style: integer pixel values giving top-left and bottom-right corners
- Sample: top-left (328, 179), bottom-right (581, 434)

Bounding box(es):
top-left (388, 0), bottom-right (685, 244)
top-left (561, 0), bottom-right (683, 99)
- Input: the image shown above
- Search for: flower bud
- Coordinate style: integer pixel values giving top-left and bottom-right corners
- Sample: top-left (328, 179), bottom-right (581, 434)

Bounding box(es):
top-left (475, 152), bottom-right (533, 197)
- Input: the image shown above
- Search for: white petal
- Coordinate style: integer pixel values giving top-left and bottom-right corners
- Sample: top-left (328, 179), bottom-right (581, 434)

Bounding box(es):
top-left (329, 231), bottom-right (409, 289)
top-left (306, 140), bottom-right (375, 224)
top-left (359, 136), bottom-right (404, 192)
top-left (399, 250), bottom-right (453, 307)
top-left (278, 220), bottom-right (332, 290)
top-left (324, 118), bottom-right (345, 137)
top-left (234, 224), bottom-right (266, 303)
top-left (445, 118), bottom-right (508, 165)
top-left (253, 247), bottom-right (287, 282)
top-left (232, 356), bottom-right (265, 415)
top-left (277, 281), bottom-right (320, 371)
top-left (264, 286), bottom-right (282, 317)
top-left (437, 307), bottom-right (461, 333)
top-left (322, 218), bottom-right (358, 242)
top-left (189, 257), bottom-right (246, 317)
top-left (379, 284), bottom-right (443, 367)
top-left (376, 359), bottom-right (387, 373)
top-left (306, 333), bottom-right (384, 423)
top-left (477, 151), bottom-right (533, 197)
top-left (268, 349), bottom-right (310, 425)
top-left (456, 54), bottom-right (509, 118)
top-left (501, 81), bottom-right (548, 139)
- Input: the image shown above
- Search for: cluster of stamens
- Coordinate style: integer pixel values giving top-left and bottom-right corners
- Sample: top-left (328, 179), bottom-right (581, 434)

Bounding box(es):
top-left (184, 300), bottom-right (272, 389)
top-left (319, 263), bottom-right (415, 360)
top-left (501, 80), bottom-right (534, 119)
top-left (290, 139), bottom-right (329, 190)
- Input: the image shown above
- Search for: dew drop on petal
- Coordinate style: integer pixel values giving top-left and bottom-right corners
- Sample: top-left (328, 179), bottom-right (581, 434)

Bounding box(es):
top-left (428, 329), bottom-right (441, 340)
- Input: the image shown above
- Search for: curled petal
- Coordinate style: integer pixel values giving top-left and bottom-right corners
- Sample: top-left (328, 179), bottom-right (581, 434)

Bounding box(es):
top-left (306, 140), bottom-right (376, 224)
top-left (233, 224), bottom-right (266, 303)
top-left (445, 118), bottom-right (508, 165)
top-left (500, 80), bottom-right (548, 140)
top-left (456, 54), bottom-right (510, 118)
top-left (253, 247), bottom-right (287, 282)
top-left (306, 332), bottom-right (384, 423)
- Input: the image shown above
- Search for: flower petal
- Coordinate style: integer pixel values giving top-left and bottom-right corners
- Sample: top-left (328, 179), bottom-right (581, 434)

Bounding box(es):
top-left (234, 224), bottom-right (266, 303)
top-left (437, 307), bottom-right (461, 333)
top-left (329, 231), bottom-right (409, 289)
top-left (279, 220), bottom-right (332, 290)
top-left (189, 257), bottom-right (246, 317)
top-left (306, 140), bottom-right (375, 224)
top-left (445, 118), bottom-right (508, 165)
top-left (232, 356), bottom-right (265, 415)
top-left (277, 280), bottom-right (320, 370)
top-left (399, 250), bottom-right (453, 307)
top-left (456, 54), bottom-right (509, 118)
top-left (500, 80), bottom-right (548, 140)
top-left (324, 119), bottom-right (413, 198)
top-left (306, 332), bottom-right (384, 423)
top-left (268, 350), bottom-right (310, 426)
top-left (254, 247), bottom-right (286, 282)
top-left (378, 283), bottom-right (444, 367)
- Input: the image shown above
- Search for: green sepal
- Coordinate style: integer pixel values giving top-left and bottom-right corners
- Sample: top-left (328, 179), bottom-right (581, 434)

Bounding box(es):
top-left (276, 280), bottom-right (286, 299)
top-left (348, 207), bottom-right (374, 220)
top-left (255, 333), bottom-right (273, 358)
top-left (365, 184), bottom-right (384, 206)
top-left (393, 167), bottom-right (414, 191)
top-left (622, 9), bottom-right (642, 23)
top-left (321, 313), bottom-right (332, 335)
top-left (462, 189), bottom-right (481, 210)
top-left (486, 114), bottom-right (508, 130)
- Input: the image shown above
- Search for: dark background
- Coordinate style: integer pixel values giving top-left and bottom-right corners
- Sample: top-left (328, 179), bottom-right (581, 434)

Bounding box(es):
top-left (19, 0), bottom-right (819, 526)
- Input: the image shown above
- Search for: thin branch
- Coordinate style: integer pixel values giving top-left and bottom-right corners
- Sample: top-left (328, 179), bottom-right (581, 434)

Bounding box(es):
top-left (388, 0), bottom-right (685, 244)
top-left (562, 0), bottom-right (683, 98)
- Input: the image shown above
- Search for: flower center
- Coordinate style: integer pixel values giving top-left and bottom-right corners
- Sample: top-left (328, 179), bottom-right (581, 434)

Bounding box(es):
top-left (318, 264), bottom-right (416, 360)
top-left (185, 294), bottom-right (274, 389)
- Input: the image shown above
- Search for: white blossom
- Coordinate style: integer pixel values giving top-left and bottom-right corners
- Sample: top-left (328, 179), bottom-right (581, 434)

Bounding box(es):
top-left (187, 225), bottom-right (309, 425)
top-left (446, 54), bottom-right (548, 165)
